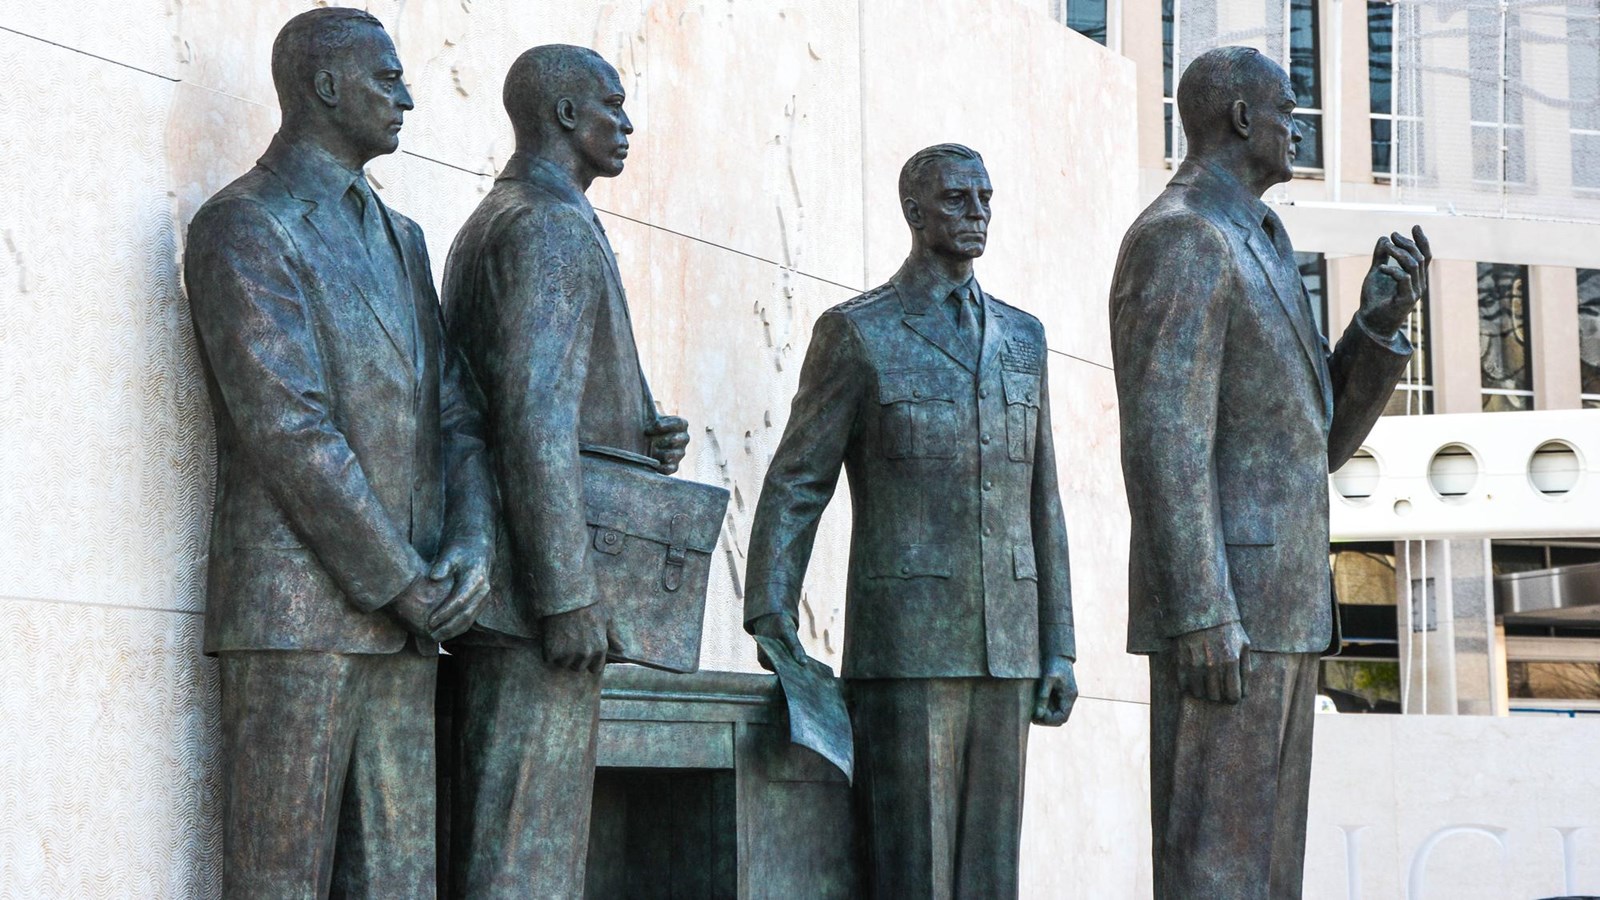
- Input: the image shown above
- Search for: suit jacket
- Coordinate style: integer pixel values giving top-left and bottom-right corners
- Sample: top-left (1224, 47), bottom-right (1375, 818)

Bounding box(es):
top-left (1110, 158), bottom-right (1411, 655)
top-left (185, 135), bottom-right (493, 655)
top-left (744, 263), bottom-right (1074, 680)
top-left (442, 152), bottom-right (657, 639)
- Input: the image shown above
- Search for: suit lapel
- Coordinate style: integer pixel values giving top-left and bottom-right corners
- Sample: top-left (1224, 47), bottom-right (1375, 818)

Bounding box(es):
top-left (901, 293), bottom-right (978, 373)
top-left (1244, 228), bottom-right (1324, 389)
top-left (978, 290), bottom-right (1005, 375)
top-left (303, 199), bottom-right (415, 372)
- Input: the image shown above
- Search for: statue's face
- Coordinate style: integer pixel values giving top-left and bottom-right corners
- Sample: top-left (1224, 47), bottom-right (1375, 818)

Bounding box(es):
top-left (911, 158), bottom-right (992, 259)
top-left (569, 62), bottom-right (633, 180)
top-left (328, 25), bottom-right (413, 160)
top-left (1246, 65), bottom-right (1301, 185)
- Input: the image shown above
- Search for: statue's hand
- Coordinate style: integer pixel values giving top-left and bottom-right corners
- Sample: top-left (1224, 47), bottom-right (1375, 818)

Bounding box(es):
top-left (1174, 621), bottom-right (1250, 704)
top-left (542, 603), bottom-right (611, 673)
top-left (749, 613), bottom-right (807, 672)
top-left (386, 573), bottom-right (450, 641)
top-left (1358, 225), bottom-right (1432, 336)
top-left (1032, 657), bottom-right (1078, 727)
top-left (424, 538), bottom-right (493, 642)
top-left (645, 415), bottom-right (691, 475)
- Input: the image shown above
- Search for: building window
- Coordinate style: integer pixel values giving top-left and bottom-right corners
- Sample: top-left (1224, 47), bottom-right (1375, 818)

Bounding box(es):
top-left (1056, 0), bottom-right (1108, 46)
top-left (1163, 0), bottom-right (1176, 160)
top-left (1580, 268), bottom-right (1600, 408)
top-left (1295, 251), bottom-right (1328, 336)
top-left (1469, 4), bottom-right (1526, 185)
top-left (1384, 286), bottom-right (1433, 415)
top-left (1571, 7), bottom-right (1600, 191)
top-left (1162, 1), bottom-right (1324, 171)
top-left (1288, 0), bottom-right (1325, 171)
top-left (1369, 1), bottom-right (1394, 176)
top-left (1480, 262), bottom-right (1534, 411)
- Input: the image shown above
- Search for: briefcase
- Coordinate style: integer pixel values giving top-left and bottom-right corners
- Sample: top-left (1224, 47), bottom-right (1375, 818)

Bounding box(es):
top-left (581, 444), bottom-right (729, 674)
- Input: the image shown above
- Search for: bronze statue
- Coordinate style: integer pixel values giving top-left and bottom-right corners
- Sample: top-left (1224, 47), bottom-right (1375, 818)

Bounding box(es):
top-left (745, 144), bottom-right (1076, 899)
top-left (1110, 46), bottom-right (1431, 899)
top-left (183, 8), bottom-right (494, 895)
top-left (439, 45), bottom-right (690, 898)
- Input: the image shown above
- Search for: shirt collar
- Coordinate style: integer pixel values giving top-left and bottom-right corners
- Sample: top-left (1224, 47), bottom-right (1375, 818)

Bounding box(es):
top-left (1172, 156), bottom-right (1273, 229)
top-left (497, 151), bottom-right (596, 218)
top-left (258, 133), bottom-right (367, 210)
top-left (892, 261), bottom-right (980, 314)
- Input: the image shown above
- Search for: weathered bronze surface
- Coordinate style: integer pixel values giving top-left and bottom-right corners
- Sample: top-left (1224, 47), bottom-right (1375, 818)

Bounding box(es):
top-left (183, 8), bottom-right (493, 895)
top-left (439, 44), bottom-right (691, 897)
top-left (1110, 46), bottom-right (1431, 899)
top-left (744, 143), bottom-right (1077, 898)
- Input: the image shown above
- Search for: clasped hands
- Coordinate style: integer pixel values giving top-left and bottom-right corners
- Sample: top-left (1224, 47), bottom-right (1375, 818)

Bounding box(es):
top-left (750, 612), bottom-right (1078, 727)
top-left (388, 538), bottom-right (493, 643)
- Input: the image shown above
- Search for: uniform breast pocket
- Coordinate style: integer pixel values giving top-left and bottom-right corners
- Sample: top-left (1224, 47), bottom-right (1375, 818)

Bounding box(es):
top-left (1002, 370), bottom-right (1040, 462)
top-left (879, 369), bottom-right (964, 460)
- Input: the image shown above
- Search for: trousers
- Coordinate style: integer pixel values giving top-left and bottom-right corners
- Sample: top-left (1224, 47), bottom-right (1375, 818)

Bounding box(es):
top-left (219, 649), bottom-right (436, 899)
top-left (849, 677), bottom-right (1033, 900)
top-left (1149, 649), bottom-right (1320, 900)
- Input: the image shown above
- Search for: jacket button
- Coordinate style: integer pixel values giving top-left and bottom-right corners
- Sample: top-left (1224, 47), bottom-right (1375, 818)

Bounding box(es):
top-left (980, 389), bottom-right (989, 399)
top-left (983, 480), bottom-right (993, 491)
top-left (900, 565), bottom-right (910, 575)
top-left (984, 526), bottom-right (993, 537)
top-left (981, 433), bottom-right (991, 445)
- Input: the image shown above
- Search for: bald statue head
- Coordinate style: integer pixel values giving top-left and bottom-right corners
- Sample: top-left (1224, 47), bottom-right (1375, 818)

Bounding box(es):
top-left (270, 8), bottom-right (413, 168)
top-left (503, 44), bottom-right (632, 187)
top-left (1176, 45), bottom-right (1300, 194)
top-left (898, 143), bottom-right (992, 261)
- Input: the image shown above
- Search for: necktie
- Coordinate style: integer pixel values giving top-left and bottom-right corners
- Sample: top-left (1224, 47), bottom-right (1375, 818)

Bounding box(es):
top-left (951, 287), bottom-right (982, 356)
top-left (346, 178), bottom-right (418, 365)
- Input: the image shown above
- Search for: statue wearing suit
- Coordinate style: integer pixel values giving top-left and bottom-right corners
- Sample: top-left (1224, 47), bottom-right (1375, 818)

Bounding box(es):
top-left (1110, 47), bottom-right (1430, 899)
top-left (439, 45), bottom-right (690, 898)
top-left (746, 144), bottom-right (1076, 899)
top-left (183, 9), bottom-right (493, 896)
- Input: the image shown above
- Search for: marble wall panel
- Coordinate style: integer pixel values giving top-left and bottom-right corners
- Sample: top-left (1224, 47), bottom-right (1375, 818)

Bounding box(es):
top-left (640, 0), bottom-right (864, 288)
top-left (1021, 695), bottom-right (1154, 897)
top-left (1049, 355), bottom-right (1145, 704)
top-left (1306, 714), bottom-right (1600, 899)
top-left (859, 0), bottom-right (1140, 368)
top-left (603, 214), bottom-right (859, 673)
top-left (0, 598), bottom-right (220, 899)
top-left (0, 33), bottom-right (212, 613)
top-left (4, 2), bottom-right (184, 80)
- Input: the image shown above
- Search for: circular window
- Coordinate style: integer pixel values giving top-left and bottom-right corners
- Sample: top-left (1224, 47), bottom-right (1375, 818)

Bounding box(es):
top-left (1427, 443), bottom-right (1480, 500)
top-left (1331, 447), bottom-right (1380, 502)
top-left (1528, 440), bottom-right (1582, 496)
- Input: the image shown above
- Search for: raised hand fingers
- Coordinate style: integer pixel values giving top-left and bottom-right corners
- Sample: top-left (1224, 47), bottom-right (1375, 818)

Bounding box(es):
top-left (1412, 225), bottom-right (1433, 263)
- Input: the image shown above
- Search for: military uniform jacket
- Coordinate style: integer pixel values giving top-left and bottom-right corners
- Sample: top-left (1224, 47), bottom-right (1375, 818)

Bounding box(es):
top-left (744, 263), bottom-right (1074, 680)
top-left (185, 135), bottom-right (493, 655)
top-left (1111, 158), bottom-right (1411, 655)
top-left (442, 152), bottom-right (657, 639)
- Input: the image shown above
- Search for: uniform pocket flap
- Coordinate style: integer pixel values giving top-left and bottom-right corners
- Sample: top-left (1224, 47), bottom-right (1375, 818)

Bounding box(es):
top-left (1013, 544), bottom-right (1039, 581)
top-left (1001, 370), bottom-right (1040, 408)
top-left (1222, 514), bottom-right (1275, 546)
top-left (878, 543), bottom-right (954, 579)
top-left (879, 369), bottom-right (963, 405)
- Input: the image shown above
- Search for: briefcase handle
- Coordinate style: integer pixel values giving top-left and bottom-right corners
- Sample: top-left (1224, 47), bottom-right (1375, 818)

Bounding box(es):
top-left (579, 442), bottom-right (666, 473)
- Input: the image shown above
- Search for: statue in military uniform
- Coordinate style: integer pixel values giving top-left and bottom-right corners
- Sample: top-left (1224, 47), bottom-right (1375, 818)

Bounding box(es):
top-left (183, 8), bottom-right (494, 895)
top-left (440, 45), bottom-right (690, 898)
top-left (744, 144), bottom-right (1076, 899)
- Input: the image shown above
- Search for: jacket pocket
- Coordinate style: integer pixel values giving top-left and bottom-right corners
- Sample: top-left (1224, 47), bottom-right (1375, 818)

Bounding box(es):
top-left (879, 369), bottom-right (963, 460)
top-left (1222, 514), bottom-right (1276, 547)
top-left (1002, 370), bottom-right (1040, 462)
top-left (875, 543), bottom-right (954, 580)
top-left (1013, 544), bottom-right (1039, 581)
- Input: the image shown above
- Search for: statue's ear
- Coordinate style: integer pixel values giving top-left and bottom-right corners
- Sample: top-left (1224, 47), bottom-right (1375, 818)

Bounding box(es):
top-left (313, 69), bottom-right (339, 108)
top-left (555, 97), bottom-right (578, 132)
top-left (1230, 99), bottom-right (1251, 140)
top-left (902, 196), bottom-right (924, 230)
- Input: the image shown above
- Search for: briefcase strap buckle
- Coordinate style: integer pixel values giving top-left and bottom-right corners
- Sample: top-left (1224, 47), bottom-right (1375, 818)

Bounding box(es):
top-left (663, 513), bottom-right (690, 592)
